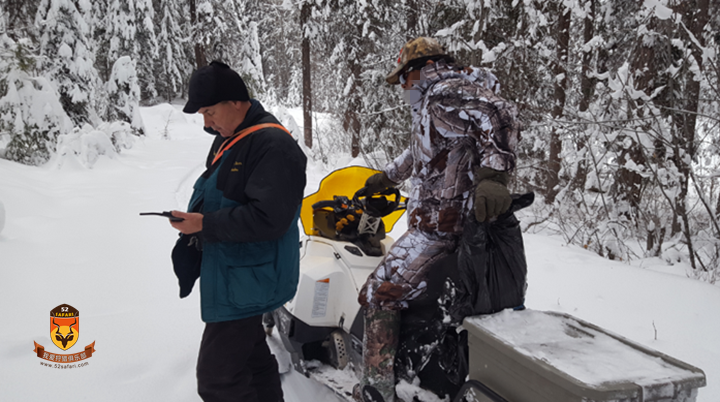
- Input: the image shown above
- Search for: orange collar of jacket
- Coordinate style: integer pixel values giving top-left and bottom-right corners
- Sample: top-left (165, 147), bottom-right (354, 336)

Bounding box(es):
top-left (211, 123), bottom-right (291, 166)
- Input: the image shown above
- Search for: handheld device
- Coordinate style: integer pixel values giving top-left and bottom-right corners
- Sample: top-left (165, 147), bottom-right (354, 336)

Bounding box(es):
top-left (139, 211), bottom-right (185, 222)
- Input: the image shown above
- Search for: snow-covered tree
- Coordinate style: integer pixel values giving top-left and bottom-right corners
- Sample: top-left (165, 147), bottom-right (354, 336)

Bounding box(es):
top-left (0, 35), bottom-right (73, 165)
top-left (87, 0), bottom-right (108, 78)
top-left (190, 0), bottom-right (228, 68)
top-left (154, 0), bottom-right (192, 101)
top-left (106, 55), bottom-right (144, 136)
top-left (205, 0), bottom-right (265, 97)
top-left (256, 0), bottom-right (301, 105)
top-left (3, 0), bottom-right (717, 278)
top-left (101, 0), bottom-right (137, 76)
top-left (237, 20), bottom-right (265, 97)
top-left (83, 0), bottom-right (110, 120)
top-left (35, 0), bottom-right (101, 126)
top-left (90, 0), bottom-right (158, 103)
top-left (318, 0), bottom-right (410, 160)
top-left (0, 2), bottom-right (6, 34)
top-left (1, 0), bottom-right (40, 41)
top-left (134, 0), bottom-right (159, 101)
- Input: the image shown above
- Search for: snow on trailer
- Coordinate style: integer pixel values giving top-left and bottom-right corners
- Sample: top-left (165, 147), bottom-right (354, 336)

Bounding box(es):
top-left (461, 309), bottom-right (706, 402)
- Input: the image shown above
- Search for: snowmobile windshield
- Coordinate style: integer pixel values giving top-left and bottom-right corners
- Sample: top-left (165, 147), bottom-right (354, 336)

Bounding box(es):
top-left (301, 166), bottom-right (407, 236)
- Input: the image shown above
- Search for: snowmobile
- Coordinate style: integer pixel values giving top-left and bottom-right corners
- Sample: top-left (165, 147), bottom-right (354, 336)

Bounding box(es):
top-left (266, 166), bottom-right (709, 402)
top-left (265, 166), bottom-right (529, 401)
top-left (265, 166), bottom-right (405, 398)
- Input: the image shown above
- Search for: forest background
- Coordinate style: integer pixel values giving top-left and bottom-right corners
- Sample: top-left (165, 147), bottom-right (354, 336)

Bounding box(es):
top-left (1, 0), bottom-right (719, 283)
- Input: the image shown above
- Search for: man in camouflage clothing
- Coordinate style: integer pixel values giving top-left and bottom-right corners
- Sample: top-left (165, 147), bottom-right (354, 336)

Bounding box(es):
top-left (355, 37), bottom-right (520, 402)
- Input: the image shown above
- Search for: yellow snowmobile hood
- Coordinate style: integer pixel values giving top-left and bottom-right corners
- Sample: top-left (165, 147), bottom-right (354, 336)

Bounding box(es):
top-left (301, 166), bottom-right (406, 236)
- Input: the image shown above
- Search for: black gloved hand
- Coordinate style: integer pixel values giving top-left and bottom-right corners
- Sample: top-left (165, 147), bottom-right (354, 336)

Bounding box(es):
top-left (474, 167), bottom-right (511, 222)
top-left (365, 172), bottom-right (397, 195)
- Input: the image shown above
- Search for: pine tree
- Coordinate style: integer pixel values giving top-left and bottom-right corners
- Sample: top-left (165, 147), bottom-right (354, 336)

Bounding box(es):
top-left (85, 0), bottom-right (110, 120)
top-left (35, 0), bottom-right (101, 126)
top-left (0, 35), bottom-right (73, 165)
top-left (154, 0), bottom-right (192, 102)
top-left (309, 0), bottom-right (407, 160)
top-left (2, 0), bottom-right (40, 41)
top-left (190, 0), bottom-right (230, 68)
top-left (0, 1), bottom-right (6, 34)
top-left (254, 0), bottom-right (301, 105)
top-left (188, 0), bottom-right (205, 68)
top-left (88, 0), bottom-right (109, 80)
top-left (238, 20), bottom-right (265, 97)
top-left (106, 55), bottom-right (144, 136)
top-left (103, 0), bottom-right (137, 75)
top-left (212, 0), bottom-right (265, 97)
top-left (134, 0), bottom-right (159, 102)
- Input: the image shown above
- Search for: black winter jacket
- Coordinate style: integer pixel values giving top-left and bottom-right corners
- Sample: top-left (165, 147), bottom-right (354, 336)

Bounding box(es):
top-left (198, 100), bottom-right (307, 243)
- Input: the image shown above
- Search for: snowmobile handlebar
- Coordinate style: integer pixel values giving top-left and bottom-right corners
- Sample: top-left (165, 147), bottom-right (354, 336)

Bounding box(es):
top-left (310, 187), bottom-right (404, 218)
top-left (352, 186), bottom-right (403, 218)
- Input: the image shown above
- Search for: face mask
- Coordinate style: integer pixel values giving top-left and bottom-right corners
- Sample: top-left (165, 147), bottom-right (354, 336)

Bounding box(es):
top-left (403, 86), bottom-right (423, 105)
top-left (403, 78), bottom-right (427, 106)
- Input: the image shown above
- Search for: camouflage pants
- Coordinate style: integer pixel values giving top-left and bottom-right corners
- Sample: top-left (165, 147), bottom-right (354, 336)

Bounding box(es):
top-left (357, 307), bottom-right (400, 402)
top-left (357, 229), bottom-right (457, 402)
top-left (359, 228), bottom-right (458, 310)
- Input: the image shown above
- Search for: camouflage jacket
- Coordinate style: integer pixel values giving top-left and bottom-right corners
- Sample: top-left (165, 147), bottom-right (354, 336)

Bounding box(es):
top-left (385, 61), bottom-right (520, 236)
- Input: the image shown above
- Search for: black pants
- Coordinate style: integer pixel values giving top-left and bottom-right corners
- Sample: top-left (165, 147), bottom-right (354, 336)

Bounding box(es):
top-left (197, 314), bottom-right (283, 402)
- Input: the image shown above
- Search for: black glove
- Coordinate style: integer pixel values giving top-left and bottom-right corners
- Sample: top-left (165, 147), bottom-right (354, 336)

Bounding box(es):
top-left (474, 167), bottom-right (511, 222)
top-left (365, 172), bottom-right (397, 195)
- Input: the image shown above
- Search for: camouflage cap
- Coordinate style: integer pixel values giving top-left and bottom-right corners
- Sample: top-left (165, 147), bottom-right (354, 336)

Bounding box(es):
top-left (386, 37), bottom-right (448, 85)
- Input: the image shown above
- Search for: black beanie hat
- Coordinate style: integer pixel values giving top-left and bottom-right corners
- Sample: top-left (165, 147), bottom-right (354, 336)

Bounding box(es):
top-left (183, 61), bottom-right (250, 113)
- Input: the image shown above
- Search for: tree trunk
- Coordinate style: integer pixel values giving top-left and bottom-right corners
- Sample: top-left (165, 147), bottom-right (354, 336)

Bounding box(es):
top-left (344, 10), bottom-right (364, 159)
top-left (572, 0), bottom-right (595, 192)
top-left (579, 0), bottom-right (595, 113)
top-left (406, 0), bottom-right (418, 40)
top-left (676, 0), bottom-right (709, 161)
top-left (546, 4), bottom-right (570, 204)
top-left (612, 3), bottom-right (665, 220)
top-left (301, 2), bottom-right (312, 148)
top-left (469, 2), bottom-right (488, 66)
top-left (674, 169), bottom-right (696, 268)
top-left (665, 0), bottom-right (709, 268)
top-left (344, 60), bottom-right (362, 158)
top-left (189, 0), bottom-right (206, 69)
top-left (613, 142), bottom-right (644, 210)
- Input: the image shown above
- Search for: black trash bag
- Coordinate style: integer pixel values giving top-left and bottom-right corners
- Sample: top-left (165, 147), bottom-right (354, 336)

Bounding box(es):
top-left (394, 193), bottom-right (533, 401)
top-left (455, 192), bottom-right (534, 317)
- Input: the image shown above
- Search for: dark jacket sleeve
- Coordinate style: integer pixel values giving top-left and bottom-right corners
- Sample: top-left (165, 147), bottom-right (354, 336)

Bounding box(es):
top-left (202, 129), bottom-right (307, 243)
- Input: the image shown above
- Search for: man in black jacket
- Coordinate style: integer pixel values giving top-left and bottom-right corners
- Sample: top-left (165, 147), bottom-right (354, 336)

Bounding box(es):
top-left (170, 61), bottom-right (307, 402)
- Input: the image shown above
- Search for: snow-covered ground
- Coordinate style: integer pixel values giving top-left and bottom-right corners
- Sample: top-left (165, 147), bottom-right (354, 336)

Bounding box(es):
top-left (0, 103), bottom-right (717, 401)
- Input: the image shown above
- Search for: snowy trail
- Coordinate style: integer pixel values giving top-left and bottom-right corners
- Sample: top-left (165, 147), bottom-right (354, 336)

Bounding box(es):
top-left (0, 133), bottom-right (211, 400)
top-left (0, 104), bottom-right (717, 401)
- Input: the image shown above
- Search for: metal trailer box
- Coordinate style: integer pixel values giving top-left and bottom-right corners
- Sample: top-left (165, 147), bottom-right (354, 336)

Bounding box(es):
top-left (462, 310), bottom-right (706, 402)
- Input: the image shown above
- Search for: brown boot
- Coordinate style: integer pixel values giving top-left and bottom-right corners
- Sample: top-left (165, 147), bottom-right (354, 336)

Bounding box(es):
top-left (358, 307), bottom-right (400, 402)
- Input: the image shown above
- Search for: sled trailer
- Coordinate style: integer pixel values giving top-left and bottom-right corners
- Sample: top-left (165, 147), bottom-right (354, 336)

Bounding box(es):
top-left (458, 309), bottom-right (706, 402)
